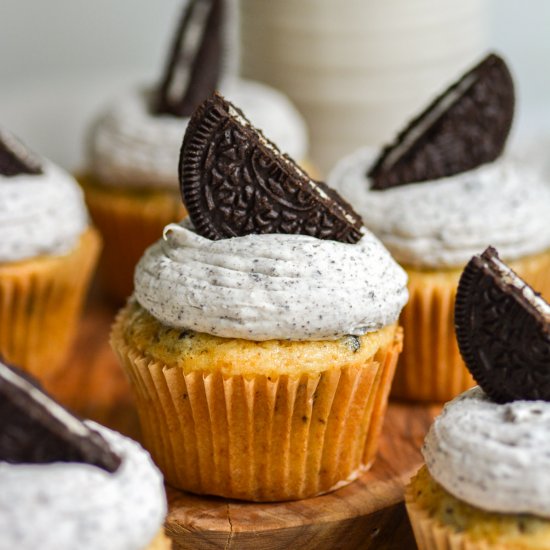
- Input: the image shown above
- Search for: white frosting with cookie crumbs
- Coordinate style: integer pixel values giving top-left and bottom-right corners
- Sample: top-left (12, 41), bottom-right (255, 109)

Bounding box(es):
top-left (134, 220), bottom-right (408, 340)
top-left (0, 422), bottom-right (166, 550)
top-left (87, 80), bottom-right (308, 189)
top-left (328, 147), bottom-right (550, 269)
top-left (0, 160), bottom-right (89, 263)
top-left (423, 387), bottom-right (550, 517)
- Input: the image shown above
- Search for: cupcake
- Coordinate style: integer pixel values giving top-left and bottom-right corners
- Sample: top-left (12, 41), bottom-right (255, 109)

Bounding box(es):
top-left (0, 359), bottom-right (170, 549)
top-left (406, 247), bottom-right (550, 549)
top-left (0, 129), bottom-right (101, 381)
top-left (111, 93), bottom-right (408, 501)
top-left (329, 53), bottom-right (550, 403)
top-left (81, 0), bottom-right (310, 302)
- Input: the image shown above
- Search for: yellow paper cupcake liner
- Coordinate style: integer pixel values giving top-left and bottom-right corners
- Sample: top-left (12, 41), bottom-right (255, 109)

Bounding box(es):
top-left (392, 248), bottom-right (550, 403)
top-left (79, 174), bottom-right (186, 303)
top-left (112, 312), bottom-right (403, 502)
top-left (0, 227), bottom-right (101, 382)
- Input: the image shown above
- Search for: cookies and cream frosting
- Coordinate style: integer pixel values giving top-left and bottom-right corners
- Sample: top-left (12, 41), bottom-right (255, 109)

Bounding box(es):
top-left (88, 80), bottom-right (308, 189)
top-left (423, 387), bottom-right (550, 518)
top-left (134, 220), bottom-right (408, 341)
top-left (328, 147), bottom-right (550, 269)
top-left (0, 161), bottom-right (89, 263)
top-left (0, 422), bottom-right (166, 550)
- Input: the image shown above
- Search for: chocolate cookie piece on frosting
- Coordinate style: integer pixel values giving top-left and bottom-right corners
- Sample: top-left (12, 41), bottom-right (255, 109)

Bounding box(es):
top-left (0, 129), bottom-right (42, 177)
top-left (368, 54), bottom-right (514, 190)
top-left (0, 360), bottom-right (121, 472)
top-left (455, 247), bottom-right (550, 403)
top-left (180, 93), bottom-right (363, 243)
top-left (154, 0), bottom-right (224, 117)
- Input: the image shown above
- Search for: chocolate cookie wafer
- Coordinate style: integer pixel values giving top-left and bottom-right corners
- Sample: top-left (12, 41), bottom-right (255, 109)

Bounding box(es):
top-left (368, 54), bottom-right (514, 190)
top-left (154, 0), bottom-right (224, 117)
top-left (0, 360), bottom-right (121, 472)
top-left (0, 129), bottom-right (42, 177)
top-left (179, 93), bottom-right (363, 243)
top-left (455, 247), bottom-right (550, 403)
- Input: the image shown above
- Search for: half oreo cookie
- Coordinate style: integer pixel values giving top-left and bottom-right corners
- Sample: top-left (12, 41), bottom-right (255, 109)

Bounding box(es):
top-left (0, 129), bottom-right (42, 177)
top-left (154, 0), bottom-right (224, 117)
top-left (0, 360), bottom-right (121, 472)
top-left (455, 247), bottom-right (550, 403)
top-left (368, 54), bottom-right (515, 190)
top-left (180, 93), bottom-right (363, 243)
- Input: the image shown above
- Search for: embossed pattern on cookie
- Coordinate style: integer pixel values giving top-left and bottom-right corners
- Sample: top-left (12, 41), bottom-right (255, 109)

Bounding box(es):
top-left (455, 247), bottom-right (550, 403)
top-left (0, 129), bottom-right (42, 177)
top-left (153, 0), bottom-right (224, 117)
top-left (0, 361), bottom-right (121, 472)
top-left (180, 93), bottom-right (363, 243)
top-left (368, 54), bottom-right (515, 190)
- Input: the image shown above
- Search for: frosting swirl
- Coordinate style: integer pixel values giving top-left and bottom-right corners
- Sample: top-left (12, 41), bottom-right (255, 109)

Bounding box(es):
top-left (134, 222), bottom-right (408, 341)
top-left (0, 422), bottom-right (166, 550)
top-left (423, 387), bottom-right (550, 518)
top-left (88, 80), bottom-right (308, 189)
top-left (0, 161), bottom-right (89, 263)
top-left (328, 147), bottom-right (550, 269)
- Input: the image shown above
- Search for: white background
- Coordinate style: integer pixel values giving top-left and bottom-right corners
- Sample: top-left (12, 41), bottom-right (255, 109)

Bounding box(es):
top-left (0, 0), bottom-right (548, 170)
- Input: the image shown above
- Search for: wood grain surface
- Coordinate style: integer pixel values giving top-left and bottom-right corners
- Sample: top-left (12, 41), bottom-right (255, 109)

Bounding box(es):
top-left (47, 296), bottom-right (440, 550)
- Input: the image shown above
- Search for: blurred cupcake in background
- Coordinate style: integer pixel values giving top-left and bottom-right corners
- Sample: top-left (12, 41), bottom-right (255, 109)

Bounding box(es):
top-left (329, 54), bottom-right (550, 403)
top-left (0, 128), bottom-right (100, 382)
top-left (407, 247), bottom-right (550, 549)
top-left (111, 94), bottom-right (408, 501)
top-left (81, 0), bottom-right (310, 302)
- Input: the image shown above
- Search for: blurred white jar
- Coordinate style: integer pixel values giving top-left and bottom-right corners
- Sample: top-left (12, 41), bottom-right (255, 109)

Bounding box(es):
top-left (240, 0), bottom-right (488, 173)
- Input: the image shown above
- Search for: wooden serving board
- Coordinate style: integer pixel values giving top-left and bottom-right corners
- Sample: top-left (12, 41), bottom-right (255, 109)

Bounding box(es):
top-left (47, 296), bottom-right (440, 550)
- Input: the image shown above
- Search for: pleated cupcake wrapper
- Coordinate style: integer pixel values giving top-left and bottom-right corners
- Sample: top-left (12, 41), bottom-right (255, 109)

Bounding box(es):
top-left (112, 319), bottom-right (403, 502)
top-left (405, 487), bottom-right (508, 550)
top-left (391, 270), bottom-right (472, 403)
top-left (392, 248), bottom-right (550, 403)
top-left (80, 175), bottom-right (186, 303)
top-left (0, 227), bottom-right (101, 381)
